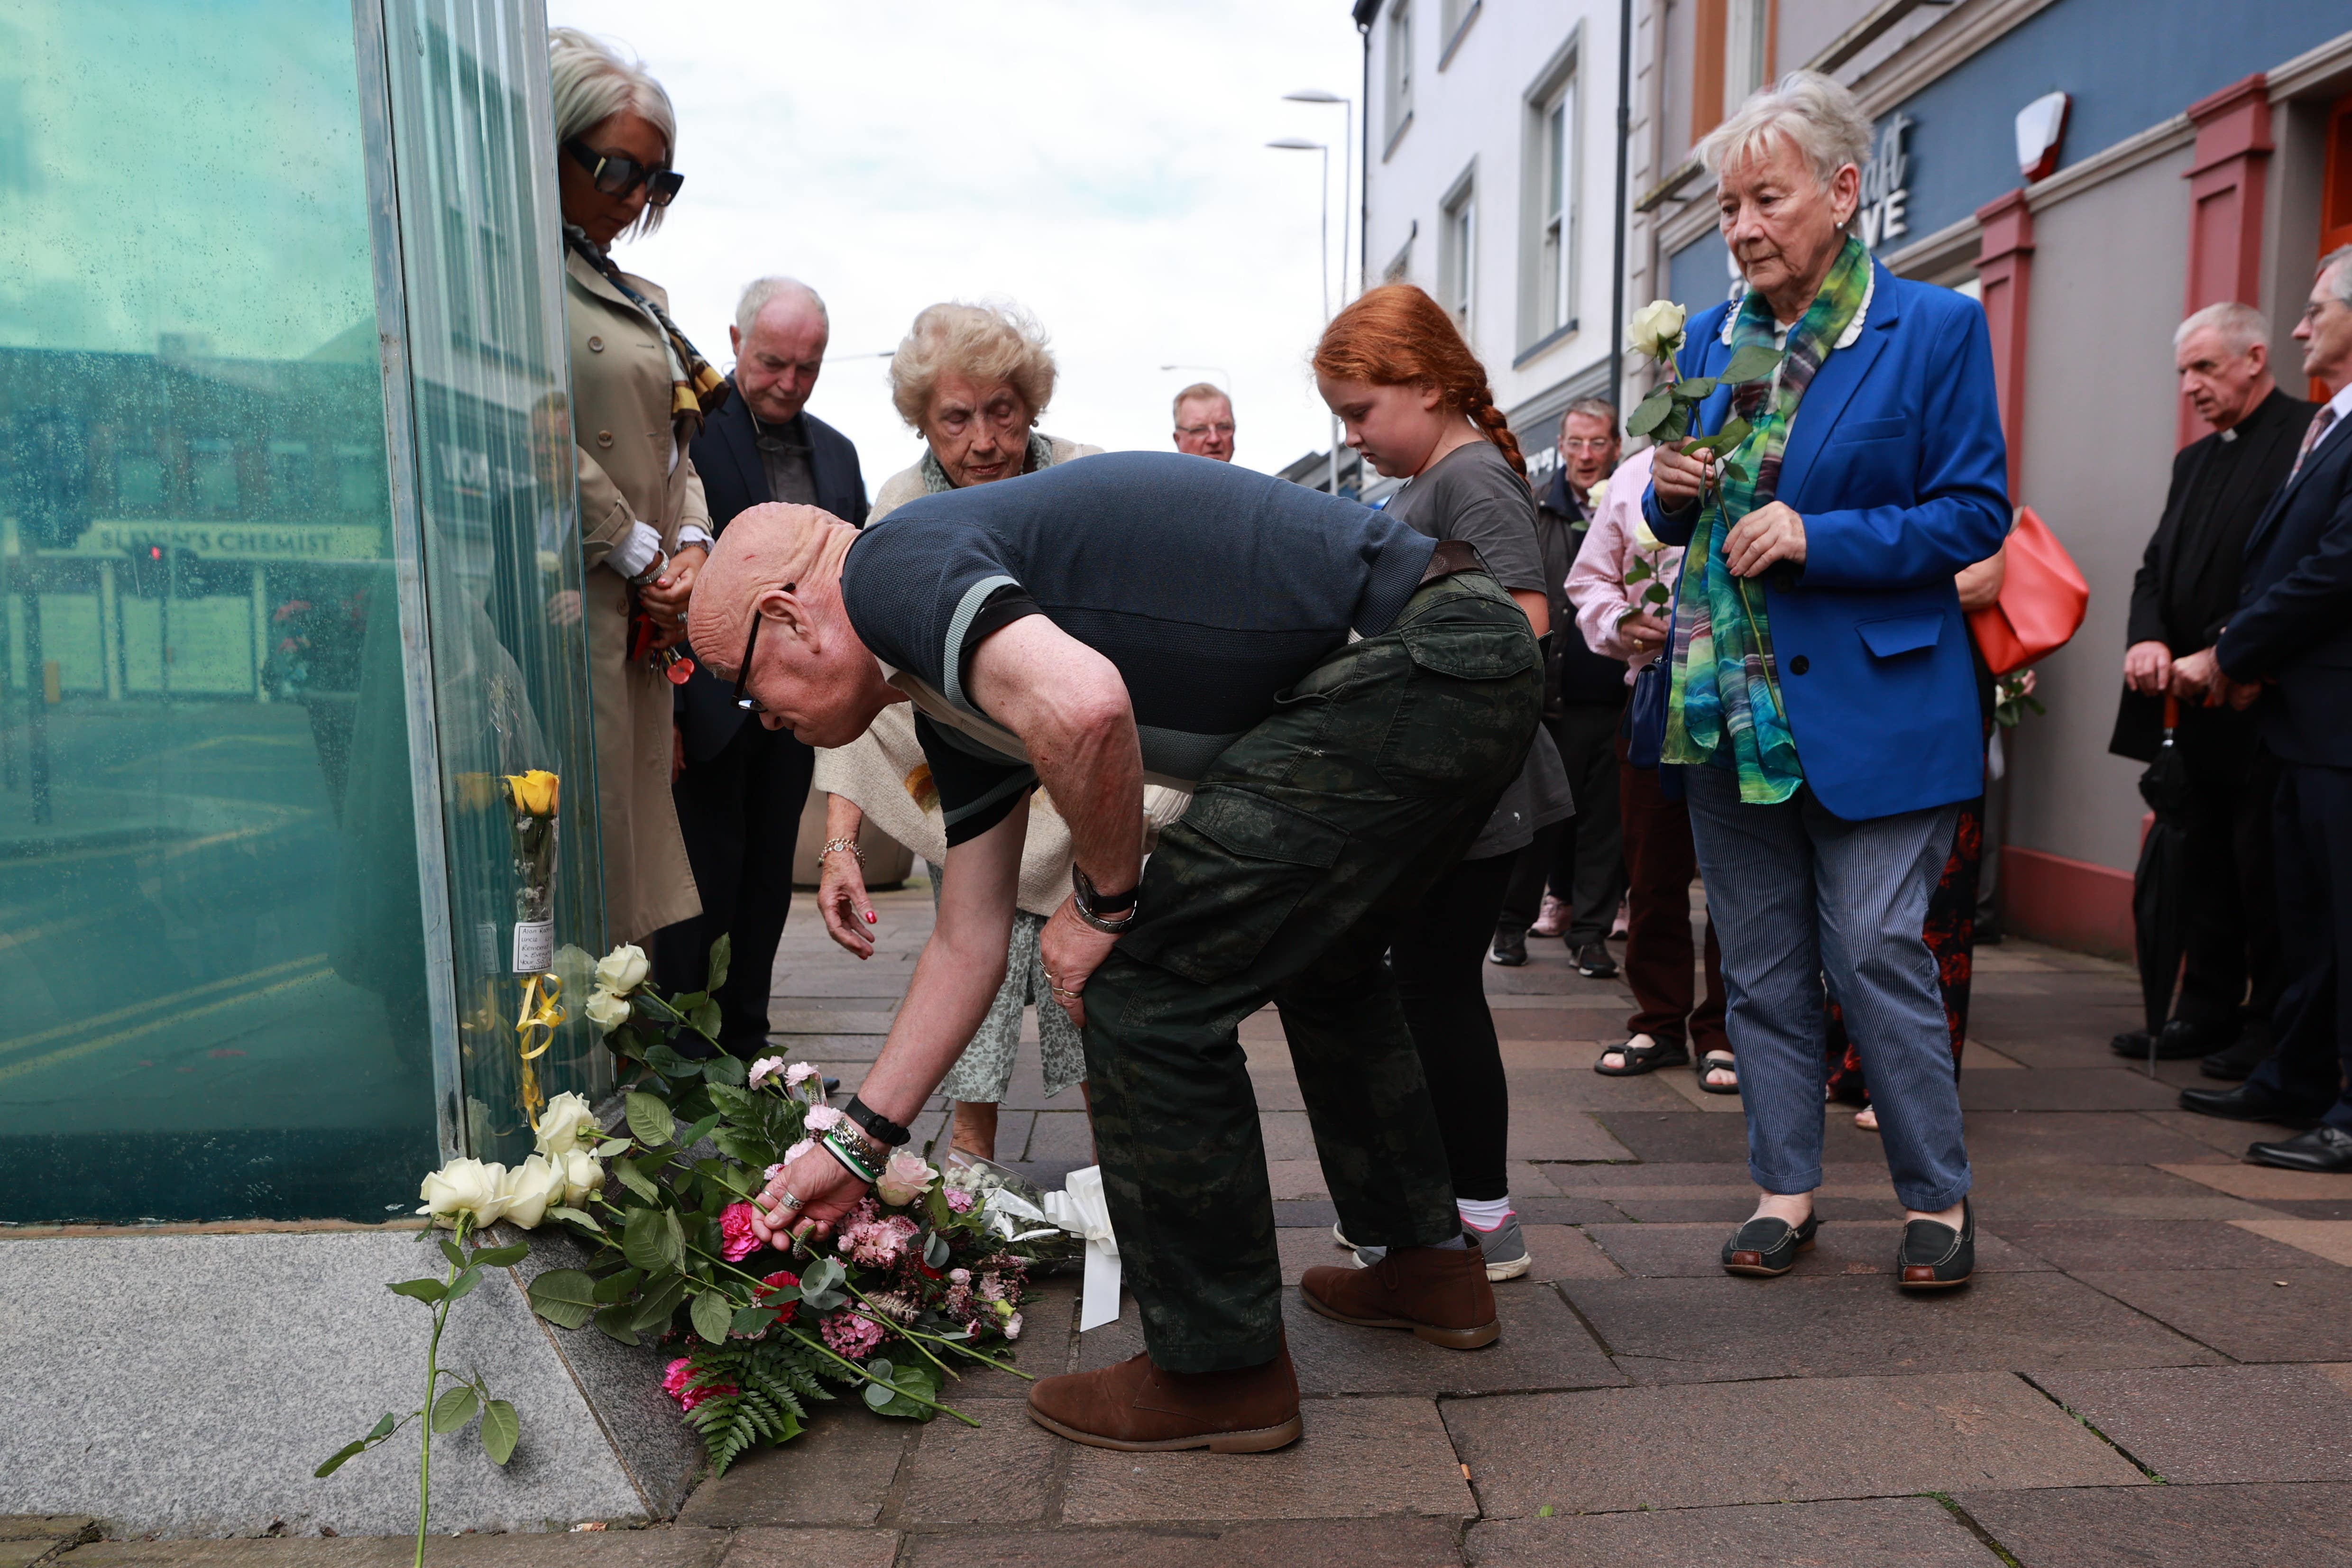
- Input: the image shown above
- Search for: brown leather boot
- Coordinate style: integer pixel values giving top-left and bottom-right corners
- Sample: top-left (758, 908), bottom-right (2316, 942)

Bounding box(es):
top-left (1300, 1241), bottom-right (1500, 1349)
top-left (1026, 1342), bottom-right (1302, 1453)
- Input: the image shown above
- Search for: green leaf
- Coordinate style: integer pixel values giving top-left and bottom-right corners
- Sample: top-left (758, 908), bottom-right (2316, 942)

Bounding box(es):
top-left (863, 1380), bottom-right (896, 1411)
top-left (731, 1303), bottom-right (777, 1336)
top-left (547, 1206), bottom-right (602, 1231)
top-left (670, 990), bottom-right (710, 1013)
top-left (924, 1231), bottom-right (951, 1269)
top-left (593, 1303), bottom-right (642, 1345)
top-left (706, 934), bottom-right (732, 993)
top-left (478, 1399), bottom-right (520, 1465)
top-left (1672, 375), bottom-right (1718, 401)
top-left (526, 1268), bottom-right (598, 1329)
top-left (387, 1278), bottom-right (447, 1304)
top-left (444, 1267), bottom-right (481, 1304)
top-left (438, 1238), bottom-right (467, 1270)
top-left (1644, 583), bottom-right (1672, 605)
top-left (677, 1112), bottom-right (721, 1153)
top-left (623, 1204), bottom-right (685, 1274)
top-left (1719, 342), bottom-right (1782, 384)
top-left (645, 1041), bottom-right (705, 1080)
top-left (626, 1091), bottom-right (677, 1148)
top-left (1625, 387), bottom-right (1674, 438)
top-left (366, 1412), bottom-right (399, 1442)
top-left (690, 1001), bottom-right (723, 1043)
top-left (430, 1385), bottom-right (479, 1434)
top-left (472, 1241), bottom-right (530, 1268)
top-left (711, 1128), bottom-right (777, 1168)
top-left (1624, 558), bottom-right (1652, 583)
top-left (593, 1267), bottom-right (644, 1304)
top-left (700, 1052), bottom-right (747, 1088)
top-left (630, 1273), bottom-right (689, 1333)
top-left (1657, 405), bottom-right (1691, 443)
top-left (690, 1289), bottom-right (736, 1344)
top-left (313, 1439), bottom-right (369, 1478)
top-left (613, 1156), bottom-right (660, 1203)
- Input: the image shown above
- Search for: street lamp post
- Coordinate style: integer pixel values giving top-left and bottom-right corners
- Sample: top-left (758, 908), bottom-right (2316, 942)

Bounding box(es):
top-left (1281, 89), bottom-right (1353, 302)
top-left (1268, 135), bottom-right (1340, 498)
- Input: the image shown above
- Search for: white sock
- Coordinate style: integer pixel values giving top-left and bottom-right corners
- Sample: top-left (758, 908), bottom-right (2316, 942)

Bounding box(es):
top-left (1458, 1196), bottom-right (1514, 1232)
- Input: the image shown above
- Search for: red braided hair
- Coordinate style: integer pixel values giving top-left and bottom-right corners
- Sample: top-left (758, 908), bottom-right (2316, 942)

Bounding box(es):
top-left (1313, 283), bottom-right (1527, 481)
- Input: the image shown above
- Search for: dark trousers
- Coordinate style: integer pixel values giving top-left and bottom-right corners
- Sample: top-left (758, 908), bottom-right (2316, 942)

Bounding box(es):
top-left (2173, 724), bottom-right (2282, 1036)
top-left (1081, 572), bottom-right (1543, 1372)
top-left (2248, 762), bottom-right (2352, 1131)
top-left (1393, 852), bottom-right (1518, 1203)
top-left (1618, 734), bottom-right (1727, 1052)
top-left (652, 720), bottom-right (814, 1055)
top-left (1498, 700), bottom-right (1626, 945)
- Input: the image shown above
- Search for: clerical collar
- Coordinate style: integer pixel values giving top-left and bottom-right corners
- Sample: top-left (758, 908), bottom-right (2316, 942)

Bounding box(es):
top-left (2218, 426), bottom-right (2237, 443)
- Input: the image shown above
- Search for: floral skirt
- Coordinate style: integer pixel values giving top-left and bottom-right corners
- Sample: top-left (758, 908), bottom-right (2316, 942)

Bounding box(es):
top-left (928, 882), bottom-right (1087, 1103)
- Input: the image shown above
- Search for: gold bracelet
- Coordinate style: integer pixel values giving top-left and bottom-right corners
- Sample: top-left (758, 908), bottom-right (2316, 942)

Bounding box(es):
top-left (819, 836), bottom-right (865, 864)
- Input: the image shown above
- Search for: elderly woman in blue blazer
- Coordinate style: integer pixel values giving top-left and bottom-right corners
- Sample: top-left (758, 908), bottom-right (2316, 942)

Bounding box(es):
top-left (1642, 70), bottom-right (2009, 1289)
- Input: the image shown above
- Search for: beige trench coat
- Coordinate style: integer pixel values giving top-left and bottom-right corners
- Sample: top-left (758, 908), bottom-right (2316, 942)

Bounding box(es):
top-left (566, 249), bottom-right (704, 944)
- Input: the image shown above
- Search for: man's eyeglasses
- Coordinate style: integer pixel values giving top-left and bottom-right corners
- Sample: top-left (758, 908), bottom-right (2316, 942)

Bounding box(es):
top-left (730, 584), bottom-right (794, 713)
top-left (1560, 437), bottom-right (1617, 453)
top-left (563, 138), bottom-right (684, 207)
top-left (1176, 422), bottom-right (1237, 439)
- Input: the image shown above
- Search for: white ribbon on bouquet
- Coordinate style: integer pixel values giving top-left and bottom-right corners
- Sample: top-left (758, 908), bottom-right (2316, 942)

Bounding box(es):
top-left (978, 1165), bottom-right (1123, 1331)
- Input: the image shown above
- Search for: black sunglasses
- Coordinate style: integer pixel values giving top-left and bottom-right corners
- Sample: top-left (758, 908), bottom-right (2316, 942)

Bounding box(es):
top-left (731, 584), bottom-right (793, 713)
top-left (563, 138), bottom-right (684, 207)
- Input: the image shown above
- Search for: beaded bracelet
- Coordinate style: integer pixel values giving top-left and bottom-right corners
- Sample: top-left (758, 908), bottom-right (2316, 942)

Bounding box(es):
top-left (821, 1129), bottom-right (879, 1186)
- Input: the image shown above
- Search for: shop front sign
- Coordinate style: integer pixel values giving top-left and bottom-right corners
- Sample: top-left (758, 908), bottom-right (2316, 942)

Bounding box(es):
top-left (1859, 111), bottom-right (1914, 251)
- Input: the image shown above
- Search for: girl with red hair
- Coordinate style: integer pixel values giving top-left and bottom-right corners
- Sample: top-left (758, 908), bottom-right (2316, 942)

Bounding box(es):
top-left (1313, 284), bottom-right (1572, 1283)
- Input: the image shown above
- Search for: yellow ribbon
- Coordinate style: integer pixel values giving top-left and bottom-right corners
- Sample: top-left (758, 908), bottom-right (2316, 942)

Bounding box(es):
top-left (516, 972), bottom-right (565, 1127)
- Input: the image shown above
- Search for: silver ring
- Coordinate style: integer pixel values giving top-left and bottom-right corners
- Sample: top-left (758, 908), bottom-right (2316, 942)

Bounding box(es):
top-left (777, 1191), bottom-right (807, 1212)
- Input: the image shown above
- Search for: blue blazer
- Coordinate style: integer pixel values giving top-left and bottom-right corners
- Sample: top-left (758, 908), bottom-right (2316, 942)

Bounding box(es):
top-left (1643, 260), bottom-right (2011, 820)
top-left (2217, 404), bottom-right (2352, 769)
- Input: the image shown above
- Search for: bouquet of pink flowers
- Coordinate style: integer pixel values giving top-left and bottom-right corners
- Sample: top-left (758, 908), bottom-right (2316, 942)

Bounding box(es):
top-left (524, 944), bottom-right (1033, 1475)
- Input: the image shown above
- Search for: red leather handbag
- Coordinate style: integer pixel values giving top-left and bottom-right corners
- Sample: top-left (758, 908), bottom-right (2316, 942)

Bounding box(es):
top-left (1968, 506), bottom-right (2088, 675)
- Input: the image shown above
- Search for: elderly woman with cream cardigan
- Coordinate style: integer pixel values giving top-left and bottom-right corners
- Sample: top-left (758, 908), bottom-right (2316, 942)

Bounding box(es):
top-left (812, 301), bottom-right (1178, 1160)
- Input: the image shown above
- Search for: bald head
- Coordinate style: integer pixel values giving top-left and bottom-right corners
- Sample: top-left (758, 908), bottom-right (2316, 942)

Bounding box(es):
top-left (688, 504), bottom-right (894, 745)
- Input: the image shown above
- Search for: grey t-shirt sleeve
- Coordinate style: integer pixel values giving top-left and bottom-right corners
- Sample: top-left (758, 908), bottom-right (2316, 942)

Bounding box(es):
top-left (1384, 440), bottom-right (1547, 596)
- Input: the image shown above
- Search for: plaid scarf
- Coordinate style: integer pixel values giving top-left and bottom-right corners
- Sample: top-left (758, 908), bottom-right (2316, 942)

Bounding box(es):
top-left (1663, 234), bottom-right (1872, 803)
top-left (916, 431), bottom-right (1058, 494)
top-left (564, 227), bottom-right (729, 430)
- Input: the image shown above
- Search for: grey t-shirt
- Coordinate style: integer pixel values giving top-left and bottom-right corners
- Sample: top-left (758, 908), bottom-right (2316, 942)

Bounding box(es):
top-left (1383, 438), bottom-right (1575, 860)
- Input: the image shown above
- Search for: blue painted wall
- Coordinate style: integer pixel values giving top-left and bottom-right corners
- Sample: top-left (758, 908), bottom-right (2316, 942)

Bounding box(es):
top-left (1879, 0), bottom-right (2348, 245)
top-left (1667, 227), bottom-right (1734, 317)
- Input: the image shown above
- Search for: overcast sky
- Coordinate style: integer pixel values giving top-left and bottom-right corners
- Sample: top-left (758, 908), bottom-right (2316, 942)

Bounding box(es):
top-left (547, 0), bottom-right (1365, 493)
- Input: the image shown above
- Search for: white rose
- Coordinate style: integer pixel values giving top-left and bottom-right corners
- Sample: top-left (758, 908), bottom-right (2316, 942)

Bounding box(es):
top-left (498, 1154), bottom-right (566, 1230)
top-left (874, 1152), bottom-right (938, 1208)
top-left (1627, 299), bottom-right (1688, 364)
top-left (557, 1147), bottom-right (605, 1208)
top-left (1586, 478), bottom-right (1610, 512)
top-left (417, 1157), bottom-right (510, 1229)
top-left (584, 986), bottom-right (630, 1032)
top-left (594, 944), bottom-right (651, 995)
top-left (1633, 518), bottom-right (1662, 552)
top-left (535, 1091), bottom-right (597, 1156)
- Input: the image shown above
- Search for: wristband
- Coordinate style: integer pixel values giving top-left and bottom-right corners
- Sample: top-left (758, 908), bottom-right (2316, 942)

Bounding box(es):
top-left (1071, 864), bottom-right (1139, 932)
top-left (844, 1095), bottom-right (911, 1147)
top-left (820, 1130), bottom-right (878, 1186)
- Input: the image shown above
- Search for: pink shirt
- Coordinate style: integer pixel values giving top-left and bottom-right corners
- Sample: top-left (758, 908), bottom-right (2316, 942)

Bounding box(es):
top-left (1564, 446), bottom-right (1686, 686)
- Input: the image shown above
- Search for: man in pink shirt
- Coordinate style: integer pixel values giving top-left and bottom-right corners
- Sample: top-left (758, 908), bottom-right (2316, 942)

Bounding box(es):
top-left (1565, 445), bottom-right (1734, 1091)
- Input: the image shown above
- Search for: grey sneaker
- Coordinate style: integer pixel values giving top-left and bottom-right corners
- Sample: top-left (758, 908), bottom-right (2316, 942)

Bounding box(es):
top-left (1349, 1215), bottom-right (1532, 1283)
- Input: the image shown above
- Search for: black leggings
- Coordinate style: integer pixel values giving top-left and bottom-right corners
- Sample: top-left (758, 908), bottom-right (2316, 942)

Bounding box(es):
top-left (1389, 850), bottom-right (1516, 1202)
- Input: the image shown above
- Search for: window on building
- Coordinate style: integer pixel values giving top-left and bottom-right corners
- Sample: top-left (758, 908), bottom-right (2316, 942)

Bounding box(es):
top-left (1690, 0), bottom-right (1775, 146)
top-left (1386, 2), bottom-right (1415, 148)
top-left (1441, 172), bottom-right (1476, 333)
top-left (1438, 0), bottom-right (1480, 64)
top-left (1525, 62), bottom-right (1577, 347)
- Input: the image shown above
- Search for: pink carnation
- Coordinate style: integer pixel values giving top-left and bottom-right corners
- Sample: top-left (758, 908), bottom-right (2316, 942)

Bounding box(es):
top-left (804, 1104), bottom-right (845, 1134)
top-left (820, 1309), bottom-right (887, 1359)
top-left (662, 1356), bottom-right (735, 1412)
top-left (718, 1202), bottom-right (761, 1262)
top-left (945, 1188), bottom-right (975, 1214)
top-left (786, 1062), bottom-right (819, 1089)
top-left (842, 1212), bottom-right (919, 1268)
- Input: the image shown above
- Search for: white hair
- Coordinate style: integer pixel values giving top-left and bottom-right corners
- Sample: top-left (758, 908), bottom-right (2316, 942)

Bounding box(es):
top-left (1697, 69), bottom-right (1873, 195)
top-left (2323, 244), bottom-right (2352, 309)
top-left (888, 301), bottom-right (1057, 431)
top-left (2174, 301), bottom-right (2269, 356)
top-left (549, 28), bottom-right (678, 238)
top-left (735, 277), bottom-right (830, 338)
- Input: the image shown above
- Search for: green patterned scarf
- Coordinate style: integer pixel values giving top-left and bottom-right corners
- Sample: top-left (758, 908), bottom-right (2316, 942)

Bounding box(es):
top-left (1663, 235), bottom-right (1873, 802)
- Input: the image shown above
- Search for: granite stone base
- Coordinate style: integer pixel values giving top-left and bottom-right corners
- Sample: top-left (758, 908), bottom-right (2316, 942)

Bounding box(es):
top-left (0, 1229), bottom-right (697, 1538)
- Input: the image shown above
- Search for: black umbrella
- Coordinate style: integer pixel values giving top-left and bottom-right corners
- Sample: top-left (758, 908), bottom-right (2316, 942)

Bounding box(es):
top-left (2132, 696), bottom-right (2195, 1078)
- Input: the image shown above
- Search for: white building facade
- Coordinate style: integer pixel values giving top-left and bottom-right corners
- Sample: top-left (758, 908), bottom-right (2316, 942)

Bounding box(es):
top-left (1351, 0), bottom-right (1632, 493)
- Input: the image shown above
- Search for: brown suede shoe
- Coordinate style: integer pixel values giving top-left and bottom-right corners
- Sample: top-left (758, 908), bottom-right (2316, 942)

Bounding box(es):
top-left (1300, 1241), bottom-right (1500, 1349)
top-left (1026, 1343), bottom-right (1302, 1453)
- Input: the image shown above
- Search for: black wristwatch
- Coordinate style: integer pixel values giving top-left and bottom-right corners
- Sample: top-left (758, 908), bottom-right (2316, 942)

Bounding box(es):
top-left (844, 1095), bottom-right (911, 1148)
top-left (1071, 864), bottom-right (1139, 933)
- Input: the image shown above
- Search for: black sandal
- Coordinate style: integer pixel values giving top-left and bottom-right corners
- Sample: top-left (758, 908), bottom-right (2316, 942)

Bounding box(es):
top-left (1594, 1034), bottom-right (1690, 1077)
top-left (1721, 1212), bottom-right (1819, 1277)
top-left (1699, 1050), bottom-right (1739, 1095)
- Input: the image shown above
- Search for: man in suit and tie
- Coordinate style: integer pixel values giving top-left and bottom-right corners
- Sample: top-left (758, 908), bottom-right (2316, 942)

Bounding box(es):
top-left (2108, 303), bottom-right (2311, 1079)
top-left (2175, 247), bottom-right (2352, 1172)
top-left (653, 276), bottom-right (868, 1054)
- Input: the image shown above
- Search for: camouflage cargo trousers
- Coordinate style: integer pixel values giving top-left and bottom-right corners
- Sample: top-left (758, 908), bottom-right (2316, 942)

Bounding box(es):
top-left (1080, 570), bottom-right (1544, 1373)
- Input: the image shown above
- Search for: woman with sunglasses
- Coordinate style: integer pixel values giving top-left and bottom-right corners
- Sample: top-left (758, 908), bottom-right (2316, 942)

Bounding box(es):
top-left (549, 28), bottom-right (729, 947)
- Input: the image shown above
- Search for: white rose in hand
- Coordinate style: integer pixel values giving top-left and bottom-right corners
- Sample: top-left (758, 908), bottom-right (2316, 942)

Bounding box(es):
top-left (497, 1154), bottom-right (567, 1230)
top-left (417, 1157), bottom-right (511, 1229)
top-left (557, 1147), bottom-right (605, 1208)
top-left (583, 986), bottom-right (630, 1031)
top-left (594, 943), bottom-right (651, 995)
top-left (534, 1091), bottom-right (597, 1156)
top-left (1628, 299), bottom-right (1688, 363)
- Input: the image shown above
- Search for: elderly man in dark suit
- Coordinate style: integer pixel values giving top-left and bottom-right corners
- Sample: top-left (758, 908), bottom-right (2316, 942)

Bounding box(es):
top-left (2175, 247), bottom-right (2352, 1172)
top-left (652, 275), bottom-right (868, 1053)
top-left (2108, 303), bottom-right (2312, 1079)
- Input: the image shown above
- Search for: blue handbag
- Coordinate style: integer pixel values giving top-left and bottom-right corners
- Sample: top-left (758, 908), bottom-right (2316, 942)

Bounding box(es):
top-left (1625, 606), bottom-right (1672, 770)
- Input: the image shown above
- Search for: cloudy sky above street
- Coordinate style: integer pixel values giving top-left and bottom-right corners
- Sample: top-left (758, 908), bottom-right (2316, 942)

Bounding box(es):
top-left (548, 0), bottom-right (1365, 489)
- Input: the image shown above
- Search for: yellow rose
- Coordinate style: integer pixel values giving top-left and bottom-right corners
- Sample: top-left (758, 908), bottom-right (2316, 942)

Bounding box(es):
top-left (1628, 300), bottom-right (1688, 364)
top-left (593, 944), bottom-right (650, 995)
top-left (505, 770), bottom-right (560, 816)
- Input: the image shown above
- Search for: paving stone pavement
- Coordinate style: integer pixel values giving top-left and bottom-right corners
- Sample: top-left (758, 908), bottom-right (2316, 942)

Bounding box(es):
top-left (30, 888), bottom-right (2352, 1564)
